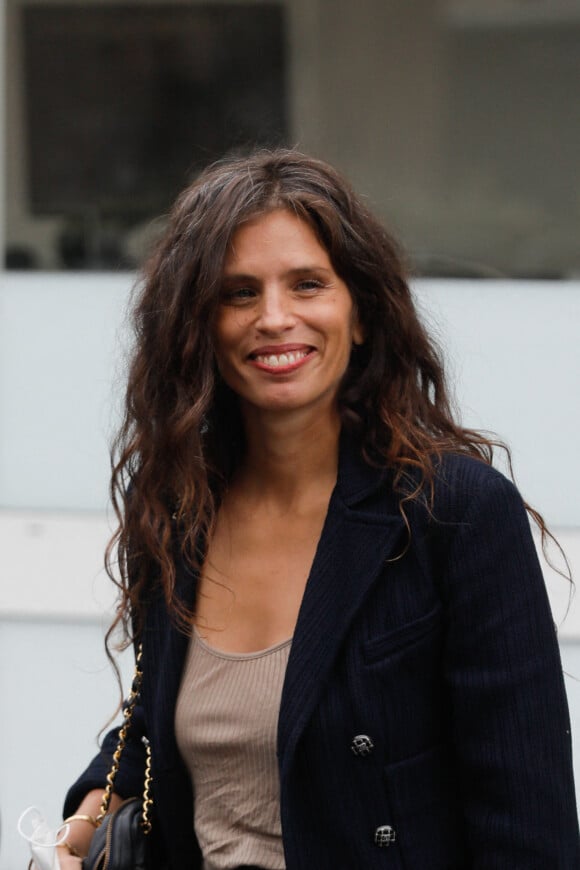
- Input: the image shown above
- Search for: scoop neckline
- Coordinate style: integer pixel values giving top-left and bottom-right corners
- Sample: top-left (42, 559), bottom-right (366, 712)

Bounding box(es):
top-left (193, 625), bottom-right (293, 660)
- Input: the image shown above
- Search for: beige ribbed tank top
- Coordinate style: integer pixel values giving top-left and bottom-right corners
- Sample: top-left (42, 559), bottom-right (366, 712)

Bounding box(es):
top-left (175, 629), bottom-right (291, 870)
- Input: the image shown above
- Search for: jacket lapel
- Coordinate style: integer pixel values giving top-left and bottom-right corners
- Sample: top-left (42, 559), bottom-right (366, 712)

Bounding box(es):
top-left (142, 558), bottom-right (196, 772)
top-left (277, 436), bottom-right (405, 777)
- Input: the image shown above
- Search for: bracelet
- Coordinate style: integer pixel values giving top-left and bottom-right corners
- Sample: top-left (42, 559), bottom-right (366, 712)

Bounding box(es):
top-left (63, 813), bottom-right (99, 829)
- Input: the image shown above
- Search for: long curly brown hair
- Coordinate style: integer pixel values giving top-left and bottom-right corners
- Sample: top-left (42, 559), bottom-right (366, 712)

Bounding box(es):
top-left (105, 148), bottom-right (560, 644)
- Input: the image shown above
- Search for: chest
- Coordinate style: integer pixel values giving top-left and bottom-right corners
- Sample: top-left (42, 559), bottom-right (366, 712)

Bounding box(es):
top-left (194, 506), bottom-right (327, 651)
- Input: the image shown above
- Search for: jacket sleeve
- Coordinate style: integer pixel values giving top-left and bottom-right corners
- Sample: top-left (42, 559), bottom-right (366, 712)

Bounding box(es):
top-left (63, 702), bottom-right (148, 817)
top-left (440, 469), bottom-right (579, 867)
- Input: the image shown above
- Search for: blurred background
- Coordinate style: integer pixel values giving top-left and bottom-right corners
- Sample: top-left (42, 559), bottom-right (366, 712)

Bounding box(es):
top-left (1, 0), bottom-right (579, 866)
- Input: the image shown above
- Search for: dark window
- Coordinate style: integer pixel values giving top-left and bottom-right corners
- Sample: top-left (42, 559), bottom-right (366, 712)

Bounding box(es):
top-left (13, 3), bottom-right (287, 269)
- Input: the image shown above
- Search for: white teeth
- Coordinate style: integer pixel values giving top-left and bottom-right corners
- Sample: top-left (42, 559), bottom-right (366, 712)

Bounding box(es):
top-left (255, 350), bottom-right (309, 367)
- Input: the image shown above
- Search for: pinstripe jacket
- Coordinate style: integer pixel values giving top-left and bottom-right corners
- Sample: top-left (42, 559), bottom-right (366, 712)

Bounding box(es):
top-left (65, 435), bottom-right (580, 868)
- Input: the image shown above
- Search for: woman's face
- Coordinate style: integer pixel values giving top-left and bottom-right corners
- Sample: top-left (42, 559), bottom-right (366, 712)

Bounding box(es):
top-left (213, 208), bottom-right (363, 421)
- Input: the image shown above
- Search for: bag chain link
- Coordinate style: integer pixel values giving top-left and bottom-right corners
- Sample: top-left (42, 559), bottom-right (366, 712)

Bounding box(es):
top-left (96, 644), bottom-right (152, 833)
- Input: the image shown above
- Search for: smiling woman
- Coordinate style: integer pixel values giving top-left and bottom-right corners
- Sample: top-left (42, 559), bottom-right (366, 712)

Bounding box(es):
top-left (56, 149), bottom-right (579, 870)
top-left (214, 209), bottom-right (363, 420)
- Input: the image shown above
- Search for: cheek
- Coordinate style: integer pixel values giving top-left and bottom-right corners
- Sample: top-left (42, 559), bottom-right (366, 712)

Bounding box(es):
top-left (212, 348), bottom-right (239, 393)
top-left (211, 333), bottom-right (231, 380)
top-left (212, 315), bottom-right (237, 361)
top-left (213, 307), bottom-right (251, 349)
top-left (211, 317), bottom-right (249, 387)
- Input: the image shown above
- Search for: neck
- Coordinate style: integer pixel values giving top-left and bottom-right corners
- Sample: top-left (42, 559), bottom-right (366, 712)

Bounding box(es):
top-left (234, 406), bottom-right (342, 507)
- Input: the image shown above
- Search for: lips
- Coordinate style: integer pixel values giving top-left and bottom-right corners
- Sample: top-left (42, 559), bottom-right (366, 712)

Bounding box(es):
top-left (254, 349), bottom-right (309, 367)
top-left (248, 344), bottom-right (314, 371)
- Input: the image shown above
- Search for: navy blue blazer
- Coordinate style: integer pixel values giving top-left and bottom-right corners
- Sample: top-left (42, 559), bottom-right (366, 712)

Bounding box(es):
top-left (66, 437), bottom-right (580, 868)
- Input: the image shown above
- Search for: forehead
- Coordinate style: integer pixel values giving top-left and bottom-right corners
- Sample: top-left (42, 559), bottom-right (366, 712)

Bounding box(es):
top-left (223, 208), bottom-right (332, 274)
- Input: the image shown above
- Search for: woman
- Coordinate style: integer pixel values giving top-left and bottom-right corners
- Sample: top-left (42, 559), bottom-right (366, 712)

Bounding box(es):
top-left (59, 150), bottom-right (579, 869)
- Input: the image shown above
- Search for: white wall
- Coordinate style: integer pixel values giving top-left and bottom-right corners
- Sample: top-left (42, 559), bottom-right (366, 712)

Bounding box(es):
top-left (2, 274), bottom-right (579, 519)
top-left (0, 273), bottom-right (131, 511)
top-left (0, 618), bottom-right (135, 869)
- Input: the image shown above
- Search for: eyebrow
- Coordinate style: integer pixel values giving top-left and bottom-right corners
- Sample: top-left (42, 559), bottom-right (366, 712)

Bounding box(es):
top-left (222, 265), bottom-right (333, 281)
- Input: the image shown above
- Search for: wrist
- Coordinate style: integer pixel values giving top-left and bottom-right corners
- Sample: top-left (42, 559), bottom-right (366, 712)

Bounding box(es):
top-left (58, 818), bottom-right (97, 860)
top-left (56, 840), bottom-right (83, 858)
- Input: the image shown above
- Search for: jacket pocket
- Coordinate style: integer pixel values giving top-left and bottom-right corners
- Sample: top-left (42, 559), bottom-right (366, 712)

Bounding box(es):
top-left (363, 603), bottom-right (443, 663)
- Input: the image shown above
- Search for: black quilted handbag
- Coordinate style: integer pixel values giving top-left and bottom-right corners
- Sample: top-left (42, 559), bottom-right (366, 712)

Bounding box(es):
top-left (83, 646), bottom-right (153, 870)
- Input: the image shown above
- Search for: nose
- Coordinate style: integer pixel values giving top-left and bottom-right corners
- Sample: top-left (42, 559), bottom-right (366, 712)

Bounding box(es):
top-left (255, 286), bottom-right (295, 334)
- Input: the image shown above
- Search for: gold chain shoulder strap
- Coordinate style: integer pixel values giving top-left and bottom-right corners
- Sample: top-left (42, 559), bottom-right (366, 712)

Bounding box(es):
top-left (97, 644), bottom-right (153, 833)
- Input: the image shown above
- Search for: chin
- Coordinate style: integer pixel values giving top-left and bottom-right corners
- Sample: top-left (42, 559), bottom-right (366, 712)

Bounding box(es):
top-left (243, 388), bottom-right (339, 419)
